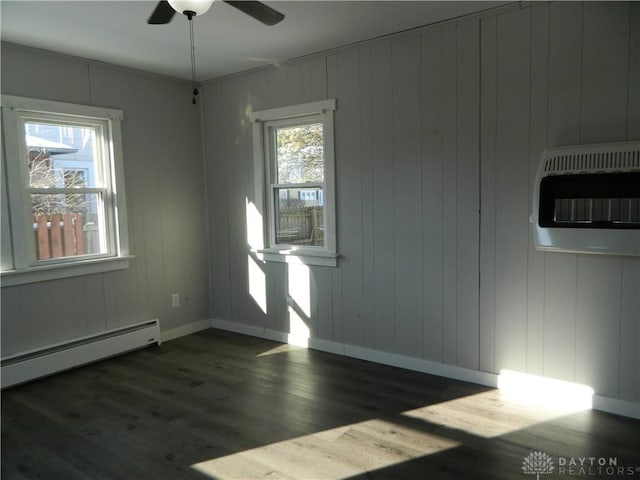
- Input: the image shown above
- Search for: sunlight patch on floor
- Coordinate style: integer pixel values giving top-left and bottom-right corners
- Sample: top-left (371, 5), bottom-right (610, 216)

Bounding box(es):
top-left (498, 369), bottom-right (594, 412)
top-left (191, 417), bottom-right (460, 479)
top-left (255, 343), bottom-right (306, 357)
top-left (403, 384), bottom-right (591, 440)
top-left (190, 366), bottom-right (594, 477)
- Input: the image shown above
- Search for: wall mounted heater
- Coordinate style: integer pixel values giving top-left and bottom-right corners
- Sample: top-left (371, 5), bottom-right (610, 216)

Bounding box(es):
top-left (532, 141), bottom-right (640, 256)
top-left (0, 319), bottom-right (161, 389)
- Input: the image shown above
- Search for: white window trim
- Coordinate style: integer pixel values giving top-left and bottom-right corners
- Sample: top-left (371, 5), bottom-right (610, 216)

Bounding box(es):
top-left (250, 99), bottom-right (338, 267)
top-left (1, 95), bottom-right (131, 285)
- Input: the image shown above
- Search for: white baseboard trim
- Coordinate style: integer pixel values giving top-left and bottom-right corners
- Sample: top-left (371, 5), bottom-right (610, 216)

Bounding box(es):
top-left (211, 318), bottom-right (497, 387)
top-left (593, 395), bottom-right (640, 419)
top-left (161, 319), bottom-right (213, 343)
top-left (210, 318), bottom-right (640, 420)
top-left (343, 344), bottom-right (498, 388)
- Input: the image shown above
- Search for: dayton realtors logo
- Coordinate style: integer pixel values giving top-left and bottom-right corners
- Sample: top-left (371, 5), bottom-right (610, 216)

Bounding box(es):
top-left (522, 451), bottom-right (555, 479)
top-left (522, 451), bottom-right (640, 478)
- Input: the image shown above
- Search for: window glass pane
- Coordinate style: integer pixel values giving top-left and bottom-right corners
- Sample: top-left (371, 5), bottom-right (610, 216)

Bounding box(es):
top-left (274, 187), bottom-right (324, 246)
top-left (31, 193), bottom-right (105, 260)
top-left (276, 123), bottom-right (323, 184)
top-left (25, 122), bottom-right (99, 188)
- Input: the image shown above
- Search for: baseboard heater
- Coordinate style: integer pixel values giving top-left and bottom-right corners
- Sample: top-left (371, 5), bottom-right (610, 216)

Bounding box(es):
top-left (0, 319), bottom-right (161, 389)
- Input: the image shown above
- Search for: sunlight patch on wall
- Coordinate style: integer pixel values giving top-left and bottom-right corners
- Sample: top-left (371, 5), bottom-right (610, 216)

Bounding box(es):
top-left (245, 198), bottom-right (264, 251)
top-left (288, 262), bottom-right (311, 317)
top-left (247, 254), bottom-right (267, 314)
top-left (287, 309), bottom-right (310, 347)
top-left (498, 370), bottom-right (593, 412)
top-left (191, 417), bottom-right (460, 479)
top-left (286, 261), bottom-right (311, 347)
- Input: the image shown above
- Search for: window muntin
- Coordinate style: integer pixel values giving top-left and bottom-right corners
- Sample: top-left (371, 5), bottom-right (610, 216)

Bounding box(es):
top-left (1, 95), bottom-right (129, 282)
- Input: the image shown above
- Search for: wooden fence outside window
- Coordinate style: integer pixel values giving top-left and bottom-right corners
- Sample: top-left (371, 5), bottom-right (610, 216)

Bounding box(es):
top-left (32, 213), bottom-right (98, 260)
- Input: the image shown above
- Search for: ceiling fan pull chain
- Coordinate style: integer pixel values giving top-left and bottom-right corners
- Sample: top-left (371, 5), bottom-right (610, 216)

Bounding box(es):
top-left (188, 13), bottom-right (199, 104)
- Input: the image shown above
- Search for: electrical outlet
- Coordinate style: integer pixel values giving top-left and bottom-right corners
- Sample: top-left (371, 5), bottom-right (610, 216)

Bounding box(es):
top-left (171, 293), bottom-right (180, 308)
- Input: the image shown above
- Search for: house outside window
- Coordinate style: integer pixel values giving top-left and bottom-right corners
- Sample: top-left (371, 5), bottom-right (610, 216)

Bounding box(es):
top-left (1, 95), bottom-right (130, 285)
top-left (250, 99), bottom-right (337, 267)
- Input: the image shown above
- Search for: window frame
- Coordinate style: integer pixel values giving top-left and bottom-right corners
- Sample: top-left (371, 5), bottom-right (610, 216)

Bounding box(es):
top-left (250, 99), bottom-right (338, 267)
top-left (1, 95), bottom-right (131, 286)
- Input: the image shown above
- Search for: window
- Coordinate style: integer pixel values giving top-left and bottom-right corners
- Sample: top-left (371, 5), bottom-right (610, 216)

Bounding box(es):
top-left (250, 99), bottom-right (337, 266)
top-left (1, 95), bottom-right (130, 285)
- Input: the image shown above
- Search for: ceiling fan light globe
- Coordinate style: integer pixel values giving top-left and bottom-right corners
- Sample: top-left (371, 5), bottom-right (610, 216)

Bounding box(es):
top-left (168, 0), bottom-right (214, 17)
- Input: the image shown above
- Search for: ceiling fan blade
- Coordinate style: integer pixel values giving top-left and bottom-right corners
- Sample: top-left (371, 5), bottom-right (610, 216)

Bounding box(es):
top-left (223, 1), bottom-right (285, 26)
top-left (148, 1), bottom-right (176, 24)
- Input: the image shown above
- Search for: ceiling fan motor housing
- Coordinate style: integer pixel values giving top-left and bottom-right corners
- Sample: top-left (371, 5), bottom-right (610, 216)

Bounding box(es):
top-left (168, 0), bottom-right (214, 17)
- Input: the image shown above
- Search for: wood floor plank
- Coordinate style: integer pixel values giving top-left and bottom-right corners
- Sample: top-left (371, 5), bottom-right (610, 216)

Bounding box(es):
top-left (2, 328), bottom-right (640, 480)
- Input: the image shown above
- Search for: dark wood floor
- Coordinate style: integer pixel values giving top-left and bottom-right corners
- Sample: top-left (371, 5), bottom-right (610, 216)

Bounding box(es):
top-left (2, 329), bottom-right (640, 480)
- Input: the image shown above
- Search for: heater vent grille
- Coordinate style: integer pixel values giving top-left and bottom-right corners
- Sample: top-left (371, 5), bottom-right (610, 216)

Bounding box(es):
top-left (544, 149), bottom-right (640, 174)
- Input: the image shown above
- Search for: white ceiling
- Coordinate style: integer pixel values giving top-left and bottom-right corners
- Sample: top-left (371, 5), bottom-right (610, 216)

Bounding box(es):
top-left (1, 1), bottom-right (508, 81)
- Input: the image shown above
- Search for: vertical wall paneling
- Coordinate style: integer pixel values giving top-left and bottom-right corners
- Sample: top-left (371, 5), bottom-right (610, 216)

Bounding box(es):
top-left (222, 77), bottom-right (245, 326)
top-left (265, 65), bottom-right (288, 110)
top-left (83, 274), bottom-right (107, 334)
top-left (479, 15), bottom-right (497, 374)
top-left (51, 277), bottom-right (85, 341)
top-left (336, 48), bottom-right (365, 347)
top-left (1, 162), bottom-right (13, 271)
top-left (575, 257), bottom-right (622, 397)
top-left (0, 46), bottom-right (92, 104)
top-left (541, 2), bottom-right (583, 383)
top-left (102, 271), bottom-right (118, 327)
top-left (0, 287), bottom-right (21, 353)
top-left (20, 282), bottom-right (55, 349)
top-left (573, 2), bottom-right (631, 398)
top-left (628, 2), bottom-right (640, 140)
top-left (285, 61), bottom-right (304, 106)
top-left (205, 80), bottom-right (233, 321)
top-left (619, 260), bottom-right (640, 402)
top-left (441, 25), bottom-right (459, 366)
top-left (391, 34), bottom-right (423, 358)
top-left (369, 41), bottom-right (396, 353)
top-left (421, 28), bottom-right (445, 363)
top-left (525, 3), bottom-right (550, 376)
top-left (493, 8), bottom-right (530, 373)
top-left (359, 46), bottom-right (377, 350)
top-left (310, 56), bottom-right (328, 105)
top-left (326, 53), bottom-right (344, 344)
top-left (580, 2), bottom-right (629, 144)
top-left (621, 1), bottom-right (640, 403)
top-left (266, 262), bottom-right (288, 335)
top-left (454, 21), bottom-right (480, 370)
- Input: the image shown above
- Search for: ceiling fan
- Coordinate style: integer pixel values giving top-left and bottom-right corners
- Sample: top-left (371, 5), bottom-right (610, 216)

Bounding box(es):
top-left (148, 1), bottom-right (285, 104)
top-left (147, 0), bottom-right (285, 26)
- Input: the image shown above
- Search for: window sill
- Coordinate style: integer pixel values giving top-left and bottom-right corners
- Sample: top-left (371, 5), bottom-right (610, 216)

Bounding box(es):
top-left (257, 248), bottom-right (339, 267)
top-left (1, 255), bottom-right (133, 287)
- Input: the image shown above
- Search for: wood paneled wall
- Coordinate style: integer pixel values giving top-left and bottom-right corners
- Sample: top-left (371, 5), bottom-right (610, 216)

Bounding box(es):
top-left (203, 2), bottom-right (639, 402)
top-left (1, 44), bottom-right (209, 355)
